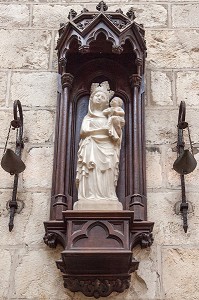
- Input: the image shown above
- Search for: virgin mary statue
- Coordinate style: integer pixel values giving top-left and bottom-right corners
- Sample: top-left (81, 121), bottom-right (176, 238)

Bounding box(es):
top-left (74, 81), bottom-right (124, 210)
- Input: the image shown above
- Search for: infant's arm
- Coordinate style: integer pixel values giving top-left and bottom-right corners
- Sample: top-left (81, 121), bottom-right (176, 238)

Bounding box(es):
top-left (103, 107), bottom-right (112, 117)
top-left (113, 107), bottom-right (125, 117)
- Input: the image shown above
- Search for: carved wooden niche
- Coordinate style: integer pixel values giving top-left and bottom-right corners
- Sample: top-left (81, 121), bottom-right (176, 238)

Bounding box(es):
top-left (44, 2), bottom-right (154, 298)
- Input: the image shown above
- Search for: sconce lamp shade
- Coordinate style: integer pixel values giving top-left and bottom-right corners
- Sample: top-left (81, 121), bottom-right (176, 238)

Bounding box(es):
top-left (1, 149), bottom-right (26, 175)
top-left (173, 149), bottom-right (197, 175)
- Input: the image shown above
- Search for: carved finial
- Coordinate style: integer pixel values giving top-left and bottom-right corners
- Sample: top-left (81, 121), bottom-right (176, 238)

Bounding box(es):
top-left (115, 8), bottom-right (123, 14)
top-left (68, 9), bottom-right (77, 20)
top-left (96, 1), bottom-right (108, 12)
top-left (126, 7), bottom-right (136, 20)
top-left (58, 23), bottom-right (66, 37)
top-left (81, 8), bottom-right (89, 13)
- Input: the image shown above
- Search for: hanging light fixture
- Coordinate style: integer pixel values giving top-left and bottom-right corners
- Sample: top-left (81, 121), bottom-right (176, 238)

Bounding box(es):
top-left (173, 101), bottom-right (197, 233)
top-left (1, 100), bottom-right (25, 231)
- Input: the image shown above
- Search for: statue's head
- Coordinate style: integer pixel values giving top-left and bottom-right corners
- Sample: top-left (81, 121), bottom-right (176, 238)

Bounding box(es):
top-left (89, 81), bottom-right (114, 112)
top-left (110, 97), bottom-right (123, 108)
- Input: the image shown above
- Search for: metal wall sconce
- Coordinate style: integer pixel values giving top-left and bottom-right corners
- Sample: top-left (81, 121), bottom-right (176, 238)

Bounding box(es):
top-left (173, 101), bottom-right (197, 232)
top-left (1, 100), bottom-right (25, 231)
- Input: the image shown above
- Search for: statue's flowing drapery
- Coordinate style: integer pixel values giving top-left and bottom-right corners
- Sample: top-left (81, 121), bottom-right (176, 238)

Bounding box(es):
top-left (75, 81), bottom-right (124, 206)
top-left (76, 115), bottom-right (120, 201)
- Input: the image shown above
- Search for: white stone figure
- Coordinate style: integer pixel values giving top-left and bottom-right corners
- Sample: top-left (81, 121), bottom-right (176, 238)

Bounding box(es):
top-left (103, 97), bottom-right (125, 142)
top-left (74, 81), bottom-right (124, 210)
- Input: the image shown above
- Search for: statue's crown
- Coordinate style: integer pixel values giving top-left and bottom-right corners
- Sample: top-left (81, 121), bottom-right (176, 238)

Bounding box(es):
top-left (90, 81), bottom-right (114, 100)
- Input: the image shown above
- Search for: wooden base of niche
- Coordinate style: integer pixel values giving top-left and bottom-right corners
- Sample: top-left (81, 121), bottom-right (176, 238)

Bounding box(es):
top-left (44, 211), bottom-right (153, 298)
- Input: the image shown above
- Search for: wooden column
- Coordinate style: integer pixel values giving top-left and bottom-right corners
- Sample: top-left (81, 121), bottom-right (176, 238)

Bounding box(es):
top-left (129, 69), bottom-right (145, 221)
top-left (52, 59), bottom-right (74, 220)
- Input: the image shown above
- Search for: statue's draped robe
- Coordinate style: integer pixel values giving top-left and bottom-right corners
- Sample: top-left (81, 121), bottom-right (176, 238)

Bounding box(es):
top-left (76, 114), bottom-right (121, 201)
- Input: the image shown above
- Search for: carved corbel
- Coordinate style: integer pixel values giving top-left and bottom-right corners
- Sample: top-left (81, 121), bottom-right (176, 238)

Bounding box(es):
top-left (43, 232), bottom-right (58, 248)
top-left (129, 74), bottom-right (142, 88)
top-left (61, 73), bottom-right (74, 89)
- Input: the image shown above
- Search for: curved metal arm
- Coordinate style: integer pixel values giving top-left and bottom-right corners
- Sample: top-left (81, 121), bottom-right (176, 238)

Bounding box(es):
top-left (178, 101), bottom-right (187, 129)
top-left (11, 100), bottom-right (23, 130)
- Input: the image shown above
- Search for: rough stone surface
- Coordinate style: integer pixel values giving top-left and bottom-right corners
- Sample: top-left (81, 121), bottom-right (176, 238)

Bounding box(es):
top-left (146, 29), bottom-right (199, 68)
top-left (150, 71), bottom-right (173, 106)
top-left (0, 72), bottom-right (7, 106)
top-left (14, 248), bottom-right (73, 300)
top-left (148, 191), bottom-right (199, 245)
top-left (146, 147), bottom-right (163, 189)
top-left (10, 72), bottom-right (57, 107)
top-left (24, 192), bottom-right (50, 245)
top-left (0, 250), bottom-right (11, 299)
top-left (23, 109), bottom-right (55, 144)
top-left (0, 110), bottom-right (13, 147)
top-left (0, 29), bottom-right (51, 69)
top-left (133, 246), bottom-right (160, 300)
top-left (0, 4), bottom-right (30, 27)
top-left (176, 71), bottom-right (199, 106)
top-left (162, 248), bottom-right (199, 300)
top-left (101, 4), bottom-right (168, 28)
top-left (172, 4), bottom-right (199, 28)
top-left (0, 191), bottom-right (50, 246)
top-left (33, 4), bottom-right (83, 28)
top-left (145, 108), bottom-right (177, 145)
top-left (22, 147), bottom-right (53, 189)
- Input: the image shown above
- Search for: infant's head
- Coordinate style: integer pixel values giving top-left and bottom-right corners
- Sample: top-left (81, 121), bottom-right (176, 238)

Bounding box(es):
top-left (110, 97), bottom-right (123, 108)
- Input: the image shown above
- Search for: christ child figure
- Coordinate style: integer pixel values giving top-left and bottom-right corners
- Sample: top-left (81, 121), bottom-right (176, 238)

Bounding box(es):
top-left (103, 97), bottom-right (125, 142)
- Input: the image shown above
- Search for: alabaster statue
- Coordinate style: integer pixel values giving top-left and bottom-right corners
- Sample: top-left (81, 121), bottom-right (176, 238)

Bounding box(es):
top-left (74, 81), bottom-right (125, 210)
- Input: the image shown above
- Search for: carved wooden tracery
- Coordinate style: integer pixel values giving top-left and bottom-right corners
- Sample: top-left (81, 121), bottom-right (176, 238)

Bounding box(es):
top-left (44, 2), bottom-right (154, 298)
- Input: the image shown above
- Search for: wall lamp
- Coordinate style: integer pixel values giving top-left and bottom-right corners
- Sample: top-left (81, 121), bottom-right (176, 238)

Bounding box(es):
top-left (1, 100), bottom-right (25, 231)
top-left (173, 101), bottom-right (197, 232)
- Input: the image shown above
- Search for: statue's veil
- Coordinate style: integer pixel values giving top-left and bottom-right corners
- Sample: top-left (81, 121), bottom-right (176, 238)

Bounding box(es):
top-left (88, 81), bottom-right (114, 117)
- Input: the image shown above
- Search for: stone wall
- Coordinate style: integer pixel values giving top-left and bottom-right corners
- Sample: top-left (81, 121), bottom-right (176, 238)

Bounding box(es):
top-left (0, 0), bottom-right (199, 299)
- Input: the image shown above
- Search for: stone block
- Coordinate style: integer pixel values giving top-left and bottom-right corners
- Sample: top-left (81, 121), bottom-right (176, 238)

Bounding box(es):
top-left (0, 190), bottom-right (49, 246)
top-left (51, 44), bottom-right (58, 71)
top-left (146, 147), bottom-right (163, 189)
top-left (32, 4), bottom-right (83, 28)
top-left (23, 192), bottom-right (50, 245)
top-left (162, 247), bottom-right (199, 300)
top-left (145, 108), bottom-right (177, 145)
top-left (164, 147), bottom-right (180, 188)
top-left (133, 246), bottom-right (160, 300)
top-left (0, 250), bottom-right (11, 299)
top-left (108, 4), bottom-right (168, 28)
top-left (14, 248), bottom-right (73, 299)
top-left (0, 110), bottom-right (13, 147)
top-left (0, 4), bottom-right (29, 27)
top-left (147, 191), bottom-right (199, 246)
top-left (176, 71), bottom-right (199, 107)
top-left (146, 29), bottom-right (199, 68)
top-left (187, 110), bottom-right (199, 144)
top-left (0, 29), bottom-right (52, 69)
top-left (23, 109), bottom-right (55, 144)
top-left (0, 72), bottom-right (7, 107)
top-left (172, 4), bottom-right (199, 28)
top-left (22, 147), bottom-right (53, 189)
top-left (10, 72), bottom-right (57, 107)
top-left (150, 71), bottom-right (173, 106)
